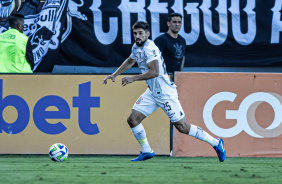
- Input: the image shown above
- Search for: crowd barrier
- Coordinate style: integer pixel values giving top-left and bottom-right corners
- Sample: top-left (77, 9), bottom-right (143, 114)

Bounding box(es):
top-left (2, 72), bottom-right (281, 157)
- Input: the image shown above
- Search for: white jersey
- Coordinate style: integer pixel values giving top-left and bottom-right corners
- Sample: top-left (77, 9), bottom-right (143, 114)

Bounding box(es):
top-left (130, 39), bottom-right (177, 98)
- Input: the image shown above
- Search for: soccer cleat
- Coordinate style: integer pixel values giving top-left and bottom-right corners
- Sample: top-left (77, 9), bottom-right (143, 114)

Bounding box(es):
top-left (131, 150), bottom-right (155, 162)
top-left (213, 138), bottom-right (226, 162)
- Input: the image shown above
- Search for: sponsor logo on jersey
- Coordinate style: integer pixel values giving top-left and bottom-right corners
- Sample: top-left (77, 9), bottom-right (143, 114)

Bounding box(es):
top-left (136, 96), bottom-right (143, 104)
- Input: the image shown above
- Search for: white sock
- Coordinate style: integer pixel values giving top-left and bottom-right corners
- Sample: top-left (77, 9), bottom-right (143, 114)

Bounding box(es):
top-left (131, 124), bottom-right (152, 153)
top-left (188, 125), bottom-right (219, 147)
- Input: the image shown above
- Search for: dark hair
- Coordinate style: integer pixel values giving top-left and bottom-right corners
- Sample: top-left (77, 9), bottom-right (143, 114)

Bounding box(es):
top-left (9, 13), bottom-right (24, 28)
top-left (132, 21), bottom-right (150, 32)
top-left (168, 13), bottom-right (182, 22)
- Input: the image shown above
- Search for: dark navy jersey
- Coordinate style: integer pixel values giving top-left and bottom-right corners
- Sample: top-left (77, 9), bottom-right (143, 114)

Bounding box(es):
top-left (154, 33), bottom-right (186, 75)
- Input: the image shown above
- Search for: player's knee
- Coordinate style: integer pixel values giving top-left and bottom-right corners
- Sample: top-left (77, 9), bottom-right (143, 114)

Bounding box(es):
top-left (127, 116), bottom-right (138, 127)
top-left (127, 116), bottom-right (133, 125)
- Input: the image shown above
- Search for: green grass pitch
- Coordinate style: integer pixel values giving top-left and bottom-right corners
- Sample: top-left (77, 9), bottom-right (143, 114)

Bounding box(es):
top-left (0, 155), bottom-right (282, 184)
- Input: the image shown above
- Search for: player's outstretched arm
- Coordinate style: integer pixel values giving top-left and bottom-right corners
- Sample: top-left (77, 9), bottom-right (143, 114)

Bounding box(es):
top-left (102, 75), bottom-right (116, 85)
top-left (121, 60), bottom-right (159, 86)
top-left (103, 56), bottom-right (136, 85)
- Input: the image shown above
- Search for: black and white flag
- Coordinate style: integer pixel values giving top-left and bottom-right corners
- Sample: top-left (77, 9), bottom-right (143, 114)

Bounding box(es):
top-left (24, 0), bottom-right (68, 71)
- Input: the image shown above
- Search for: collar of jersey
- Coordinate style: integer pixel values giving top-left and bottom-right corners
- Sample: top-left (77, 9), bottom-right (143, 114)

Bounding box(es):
top-left (137, 40), bottom-right (149, 50)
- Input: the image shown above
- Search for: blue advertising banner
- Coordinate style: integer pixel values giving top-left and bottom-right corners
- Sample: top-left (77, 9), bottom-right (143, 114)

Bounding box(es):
top-left (0, 75), bottom-right (169, 154)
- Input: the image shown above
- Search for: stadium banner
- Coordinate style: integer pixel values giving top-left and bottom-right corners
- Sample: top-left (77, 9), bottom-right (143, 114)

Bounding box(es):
top-left (0, 75), bottom-right (170, 155)
top-left (2, 0), bottom-right (282, 71)
top-left (57, 0), bottom-right (282, 68)
top-left (173, 72), bottom-right (282, 157)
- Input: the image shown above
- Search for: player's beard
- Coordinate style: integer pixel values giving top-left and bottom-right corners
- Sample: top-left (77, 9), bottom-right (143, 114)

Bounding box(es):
top-left (136, 39), bottom-right (147, 47)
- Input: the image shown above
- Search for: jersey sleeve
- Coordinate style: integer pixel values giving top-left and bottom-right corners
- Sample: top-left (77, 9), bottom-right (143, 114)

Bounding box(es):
top-left (144, 46), bottom-right (159, 64)
top-left (154, 36), bottom-right (166, 54)
top-left (130, 52), bottom-right (135, 59)
top-left (130, 45), bottom-right (136, 59)
top-left (183, 38), bottom-right (186, 55)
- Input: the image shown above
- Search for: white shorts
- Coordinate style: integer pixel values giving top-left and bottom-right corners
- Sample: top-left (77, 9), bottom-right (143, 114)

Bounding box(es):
top-left (133, 89), bottom-right (185, 123)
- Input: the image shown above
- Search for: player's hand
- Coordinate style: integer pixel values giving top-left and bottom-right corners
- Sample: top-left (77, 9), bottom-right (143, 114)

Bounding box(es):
top-left (121, 76), bottom-right (134, 86)
top-left (103, 75), bottom-right (115, 85)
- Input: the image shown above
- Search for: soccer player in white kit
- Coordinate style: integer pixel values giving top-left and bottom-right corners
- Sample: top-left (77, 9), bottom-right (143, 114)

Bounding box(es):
top-left (103, 21), bottom-right (226, 162)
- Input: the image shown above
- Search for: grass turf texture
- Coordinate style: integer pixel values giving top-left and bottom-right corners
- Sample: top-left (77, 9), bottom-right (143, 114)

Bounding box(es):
top-left (0, 155), bottom-right (282, 184)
